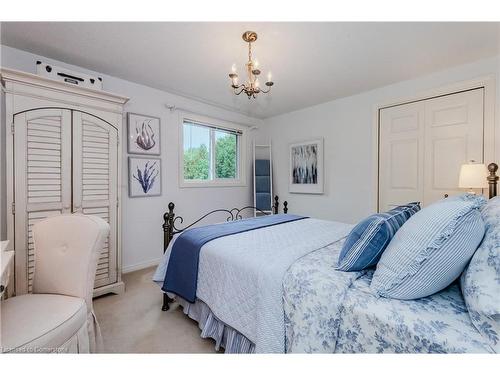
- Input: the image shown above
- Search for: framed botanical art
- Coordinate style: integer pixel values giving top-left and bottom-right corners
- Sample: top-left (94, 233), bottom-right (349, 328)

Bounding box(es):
top-left (127, 112), bottom-right (161, 155)
top-left (289, 138), bottom-right (324, 194)
top-left (128, 157), bottom-right (162, 197)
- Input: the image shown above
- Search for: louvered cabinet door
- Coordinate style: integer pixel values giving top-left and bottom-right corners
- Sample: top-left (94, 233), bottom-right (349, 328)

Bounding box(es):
top-left (14, 109), bottom-right (72, 294)
top-left (72, 111), bottom-right (118, 288)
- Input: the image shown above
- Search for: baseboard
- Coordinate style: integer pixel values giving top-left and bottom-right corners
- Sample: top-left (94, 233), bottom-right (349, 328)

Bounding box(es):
top-left (93, 281), bottom-right (125, 297)
top-left (122, 258), bottom-right (162, 274)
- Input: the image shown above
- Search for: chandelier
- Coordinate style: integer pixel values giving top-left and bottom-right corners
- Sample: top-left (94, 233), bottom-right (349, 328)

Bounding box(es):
top-left (228, 31), bottom-right (274, 99)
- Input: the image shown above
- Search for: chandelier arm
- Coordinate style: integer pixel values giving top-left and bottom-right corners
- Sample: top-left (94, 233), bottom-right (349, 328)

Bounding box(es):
top-left (259, 87), bottom-right (271, 94)
top-left (234, 87), bottom-right (246, 96)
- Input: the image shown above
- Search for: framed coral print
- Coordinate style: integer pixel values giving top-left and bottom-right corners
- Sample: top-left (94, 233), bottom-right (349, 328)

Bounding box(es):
top-left (289, 138), bottom-right (324, 194)
top-left (127, 112), bottom-right (161, 155)
top-left (128, 157), bottom-right (162, 197)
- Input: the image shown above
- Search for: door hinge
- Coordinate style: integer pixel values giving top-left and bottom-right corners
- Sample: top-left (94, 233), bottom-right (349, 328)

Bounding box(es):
top-left (11, 122), bottom-right (15, 134)
top-left (11, 202), bottom-right (15, 215)
top-left (116, 198), bottom-right (119, 207)
top-left (117, 136), bottom-right (120, 146)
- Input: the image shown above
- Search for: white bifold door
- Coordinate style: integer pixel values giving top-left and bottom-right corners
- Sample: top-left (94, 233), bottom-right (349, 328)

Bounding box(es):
top-left (379, 88), bottom-right (484, 211)
top-left (14, 108), bottom-right (118, 294)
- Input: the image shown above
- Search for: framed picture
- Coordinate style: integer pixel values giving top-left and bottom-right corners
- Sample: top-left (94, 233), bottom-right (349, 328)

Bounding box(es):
top-left (128, 157), bottom-right (162, 197)
top-left (289, 138), bottom-right (324, 194)
top-left (127, 112), bottom-right (161, 155)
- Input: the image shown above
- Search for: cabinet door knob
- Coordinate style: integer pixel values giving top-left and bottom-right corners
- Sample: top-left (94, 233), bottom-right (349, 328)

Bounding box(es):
top-left (444, 194), bottom-right (449, 198)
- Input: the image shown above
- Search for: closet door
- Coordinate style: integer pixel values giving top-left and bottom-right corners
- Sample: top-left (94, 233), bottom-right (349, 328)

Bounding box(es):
top-left (72, 111), bottom-right (118, 288)
top-left (14, 108), bottom-right (72, 294)
top-left (379, 88), bottom-right (484, 211)
top-left (423, 89), bottom-right (484, 202)
top-left (379, 102), bottom-right (425, 211)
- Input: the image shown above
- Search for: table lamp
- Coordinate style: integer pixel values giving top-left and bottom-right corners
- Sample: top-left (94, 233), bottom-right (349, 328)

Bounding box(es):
top-left (458, 162), bottom-right (488, 194)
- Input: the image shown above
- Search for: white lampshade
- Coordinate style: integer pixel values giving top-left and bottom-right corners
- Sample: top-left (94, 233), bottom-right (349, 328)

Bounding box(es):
top-left (458, 163), bottom-right (488, 189)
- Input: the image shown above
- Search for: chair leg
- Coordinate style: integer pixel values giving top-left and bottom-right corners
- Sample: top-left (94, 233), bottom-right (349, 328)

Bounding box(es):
top-left (162, 293), bottom-right (173, 311)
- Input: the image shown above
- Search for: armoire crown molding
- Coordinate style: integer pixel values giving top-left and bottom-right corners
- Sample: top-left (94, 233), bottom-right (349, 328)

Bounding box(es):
top-left (1, 67), bottom-right (129, 113)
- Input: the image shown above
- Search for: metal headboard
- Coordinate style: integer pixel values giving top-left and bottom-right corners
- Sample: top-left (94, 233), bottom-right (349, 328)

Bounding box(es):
top-left (160, 195), bottom-right (288, 311)
top-left (159, 163), bottom-right (498, 311)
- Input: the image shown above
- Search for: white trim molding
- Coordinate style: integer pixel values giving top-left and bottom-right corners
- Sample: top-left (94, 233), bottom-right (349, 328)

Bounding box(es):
top-left (122, 257), bottom-right (162, 274)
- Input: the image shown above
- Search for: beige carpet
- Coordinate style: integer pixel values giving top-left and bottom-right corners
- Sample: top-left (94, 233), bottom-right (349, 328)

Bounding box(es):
top-left (93, 267), bottom-right (218, 353)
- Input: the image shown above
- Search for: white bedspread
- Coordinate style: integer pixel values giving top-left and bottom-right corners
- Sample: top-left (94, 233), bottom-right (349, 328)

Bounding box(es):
top-left (153, 218), bottom-right (352, 353)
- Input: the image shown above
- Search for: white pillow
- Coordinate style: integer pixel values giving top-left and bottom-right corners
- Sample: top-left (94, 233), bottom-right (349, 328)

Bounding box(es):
top-left (371, 194), bottom-right (486, 300)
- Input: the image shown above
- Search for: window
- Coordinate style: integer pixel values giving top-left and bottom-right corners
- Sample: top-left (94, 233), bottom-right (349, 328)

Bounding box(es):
top-left (181, 117), bottom-right (245, 187)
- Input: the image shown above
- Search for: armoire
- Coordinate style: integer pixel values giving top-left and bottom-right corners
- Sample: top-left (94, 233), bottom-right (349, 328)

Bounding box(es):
top-left (1, 68), bottom-right (129, 297)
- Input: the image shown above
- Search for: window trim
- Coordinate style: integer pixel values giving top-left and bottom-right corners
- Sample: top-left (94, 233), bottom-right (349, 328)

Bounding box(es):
top-left (179, 113), bottom-right (247, 188)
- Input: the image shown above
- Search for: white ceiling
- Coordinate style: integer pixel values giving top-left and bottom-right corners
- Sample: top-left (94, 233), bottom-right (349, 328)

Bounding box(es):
top-left (1, 22), bottom-right (499, 119)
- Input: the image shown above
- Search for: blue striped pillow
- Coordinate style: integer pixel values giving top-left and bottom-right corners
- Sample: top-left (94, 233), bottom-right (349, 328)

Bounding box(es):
top-left (336, 203), bottom-right (420, 271)
top-left (371, 194), bottom-right (486, 300)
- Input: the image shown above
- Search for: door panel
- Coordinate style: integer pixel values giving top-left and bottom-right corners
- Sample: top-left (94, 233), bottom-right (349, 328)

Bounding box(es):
top-left (14, 108), bottom-right (72, 294)
top-left (423, 89), bottom-right (484, 202)
top-left (72, 111), bottom-right (118, 288)
top-left (379, 102), bottom-right (425, 211)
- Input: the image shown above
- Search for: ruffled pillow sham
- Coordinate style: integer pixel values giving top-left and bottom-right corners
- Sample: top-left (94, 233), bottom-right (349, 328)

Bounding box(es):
top-left (371, 194), bottom-right (486, 300)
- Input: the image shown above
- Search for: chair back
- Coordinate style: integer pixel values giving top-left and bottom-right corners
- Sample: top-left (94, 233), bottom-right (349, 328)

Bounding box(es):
top-left (32, 214), bottom-right (110, 310)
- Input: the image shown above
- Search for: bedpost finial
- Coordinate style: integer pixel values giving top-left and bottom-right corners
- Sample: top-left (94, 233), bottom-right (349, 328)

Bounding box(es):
top-left (168, 202), bottom-right (175, 212)
top-left (283, 201), bottom-right (288, 214)
top-left (273, 196), bottom-right (280, 215)
top-left (488, 163), bottom-right (498, 174)
top-left (487, 163), bottom-right (499, 199)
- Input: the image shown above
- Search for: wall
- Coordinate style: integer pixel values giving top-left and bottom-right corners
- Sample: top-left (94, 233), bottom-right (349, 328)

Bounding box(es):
top-left (0, 45), bottom-right (261, 272)
top-left (256, 56), bottom-right (500, 224)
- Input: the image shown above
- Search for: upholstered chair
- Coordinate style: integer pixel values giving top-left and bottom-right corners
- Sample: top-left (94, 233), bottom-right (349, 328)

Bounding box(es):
top-left (1, 214), bottom-right (109, 353)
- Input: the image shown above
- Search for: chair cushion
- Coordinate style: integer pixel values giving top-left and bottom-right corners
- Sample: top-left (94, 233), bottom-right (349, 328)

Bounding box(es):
top-left (336, 202), bottom-right (420, 271)
top-left (460, 196), bottom-right (500, 352)
top-left (1, 294), bottom-right (87, 353)
top-left (371, 194), bottom-right (486, 300)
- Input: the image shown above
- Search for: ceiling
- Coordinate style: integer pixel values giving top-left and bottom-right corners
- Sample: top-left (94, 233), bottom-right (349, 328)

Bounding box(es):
top-left (1, 22), bottom-right (499, 119)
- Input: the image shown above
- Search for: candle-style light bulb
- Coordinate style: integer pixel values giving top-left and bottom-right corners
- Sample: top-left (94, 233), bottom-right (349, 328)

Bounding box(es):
top-left (267, 72), bottom-right (272, 82)
top-left (231, 63), bottom-right (237, 73)
top-left (255, 79), bottom-right (260, 88)
top-left (253, 59), bottom-right (259, 68)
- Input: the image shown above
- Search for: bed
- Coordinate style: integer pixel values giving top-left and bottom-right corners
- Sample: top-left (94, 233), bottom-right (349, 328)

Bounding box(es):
top-left (283, 242), bottom-right (493, 353)
top-left (153, 164), bottom-right (500, 354)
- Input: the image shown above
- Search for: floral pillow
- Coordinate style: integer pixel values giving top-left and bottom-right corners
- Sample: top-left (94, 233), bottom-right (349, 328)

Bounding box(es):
top-left (461, 196), bottom-right (500, 353)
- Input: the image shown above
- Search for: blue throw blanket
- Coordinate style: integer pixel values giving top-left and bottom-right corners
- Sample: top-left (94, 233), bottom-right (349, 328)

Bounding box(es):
top-left (162, 214), bottom-right (307, 302)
